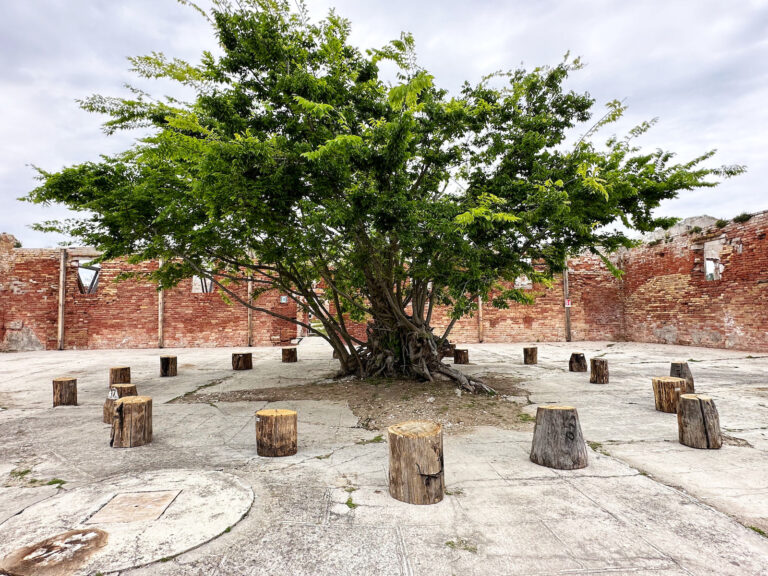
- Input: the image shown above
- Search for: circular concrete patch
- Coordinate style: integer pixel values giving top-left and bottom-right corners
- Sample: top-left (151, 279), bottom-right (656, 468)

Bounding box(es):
top-left (0, 469), bottom-right (253, 575)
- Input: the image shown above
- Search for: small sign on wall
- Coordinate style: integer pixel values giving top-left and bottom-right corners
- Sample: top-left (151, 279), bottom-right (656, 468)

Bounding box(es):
top-left (564, 299), bottom-right (572, 308)
top-left (280, 295), bottom-right (288, 304)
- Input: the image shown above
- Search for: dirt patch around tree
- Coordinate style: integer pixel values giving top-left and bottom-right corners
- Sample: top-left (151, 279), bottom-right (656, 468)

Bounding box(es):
top-left (172, 373), bottom-right (533, 434)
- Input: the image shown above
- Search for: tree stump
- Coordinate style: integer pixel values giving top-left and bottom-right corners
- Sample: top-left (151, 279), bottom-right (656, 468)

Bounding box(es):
top-left (110, 396), bottom-right (152, 448)
top-left (678, 394), bottom-right (722, 449)
top-left (454, 349), bottom-right (469, 364)
top-left (52, 377), bottom-right (77, 407)
top-left (569, 353), bottom-right (587, 372)
top-left (388, 420), bottom-right (444, 505)
top-left (160, 355), bottom-right (177, 377)
top-left (103, 383), bottom-right (138, 424)
top-left (589, 358), bottom-right (609, 384)
top-left (109, 366), bottom-right (131, 386)
top-left (670, 361), bottom-right (694, 392)
top-left (255, 409), bottom-right (298, 457)
top-left (523, 347), bottom-right (538, 365)
top-left (652, 376), bottom-right (687, 413)
top-left (232, 352), bottom-right (253, 370)
top-left (282, 347), bottom-right (298, 363)
top-left (529, 405), bottom-right (588, 469)
top-left (438, 341), bottom-right (456, 360)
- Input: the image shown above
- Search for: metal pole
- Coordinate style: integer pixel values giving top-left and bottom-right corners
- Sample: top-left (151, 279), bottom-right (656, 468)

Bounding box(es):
top-left (157, 258), bottom-right (165, 348)
top-left (477, 296), bottom-right (484, 343)
top-left (57, 249), bottom-right (67, 350)
top-left (563, 263), bottom-right (572, 342)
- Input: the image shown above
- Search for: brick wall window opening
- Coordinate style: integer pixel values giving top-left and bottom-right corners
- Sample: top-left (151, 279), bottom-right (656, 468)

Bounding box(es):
top-left (703, 239), bottom-right (725, 281)
top-left (191, 275), bottom-right (215, 293)
top-left (76, 260), bottom-right (101, 294)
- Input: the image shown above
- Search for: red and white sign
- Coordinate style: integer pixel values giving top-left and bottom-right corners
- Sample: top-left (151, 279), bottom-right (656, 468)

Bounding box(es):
top-left (564, 299), bottom-right (572, 308)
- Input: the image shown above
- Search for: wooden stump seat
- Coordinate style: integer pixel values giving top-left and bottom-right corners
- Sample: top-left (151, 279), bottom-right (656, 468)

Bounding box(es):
top-left (103, 383), bottom-right (138, 423)
top-left (256, 409), bottom-right (298, 457)
top-left (652, 376), bottom-right (689, 413)
top-left (523, 347), bottom-right (538, 365)
top-left (282, 347), bottom-right (298, 363)
top-left (160, 355), bottom-right (177, 377)
top-left (569, 353), bottom-right (587, 372)
top-left (589, 358), bottom-right (609, 384)
top-left (678, 394), bottom-right (722, 449)
top-left (52, 377), bottom-right (77, 407)
top-left (110, 396), bottom-right (152, 448)
top-left (438, 341), bottom-right (456, 360)
top-left (388, 420), bottom-right (444, 505)
top-left (529, 405), bottom-right (588, 470)
top-left (454, 349), bottom-right (469, 365)
top-left (670, 361), bottom-right (694, 392)
top-left (232, 353), bottom-right (253, 370)
top-left (109, 366), bottom-right (131, 386)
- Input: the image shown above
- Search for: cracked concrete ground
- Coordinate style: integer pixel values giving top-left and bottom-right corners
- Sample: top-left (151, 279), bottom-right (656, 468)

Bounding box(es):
top-left (1, 339), bottom-right (767, 575)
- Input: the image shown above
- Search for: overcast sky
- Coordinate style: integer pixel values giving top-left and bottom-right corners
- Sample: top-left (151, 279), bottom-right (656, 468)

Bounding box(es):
top-left (1, 1), bottom-right (766, 247)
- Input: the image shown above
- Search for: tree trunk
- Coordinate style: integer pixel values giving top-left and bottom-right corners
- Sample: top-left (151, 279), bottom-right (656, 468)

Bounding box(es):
top-left (678, 394), bottom-right (722, 449)
top-left (652, 376), bottom-right (686, 413)
top-left (52, 377), bottom-right (77, 407)
top-left (103, 383), bottom-right (138, 424)
top-left (160, 355), bottom-right (177, 377)
top-left (569, 353), bottom-right (587, 372)
top-left (453, 349), bottom-right (469, 365)
top-left (109, 366), bottom-right (131, 386)
top-left (388, 420), bottom-right (444, 505)
top-left (589, 358), bottom-right (609, 384)
top-left (523, 347), bottom-right (538, 365)
top-left (529, 405), bottom-right (588, 470)
top-left (670, 362), bottom-right (694, 392)
top-left (282, 347), bottom-right (298, 363)
top-left (255, 409), bottom-right (297, 456)
top-left (232, 352), bottom-right (253, 370)
top-left (437, 341), bottom-right (455, 361)
top-left (110, 396), bottom-right (152, 448)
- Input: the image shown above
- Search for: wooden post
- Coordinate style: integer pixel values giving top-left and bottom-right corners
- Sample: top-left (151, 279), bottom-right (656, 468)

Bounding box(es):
top-left (529, 405), bottom-right (588, 470)
top-left (589, 358), bottom-right (609, 384)
top-left (453, 349), bottom-right (469, 365)
top-left (678, 394), bottom-right (722, 449)
top-left (57, 249), bottom-right (67, 350)
top-left (255, 409), bottom-right (298, 456)
top-left (670, 362), bottom-right (694, 392)
top-left (282, 347), bottom-right (298, 363)
top-left (388, 421), bottom-right (444, 505)
top-left (652, 376), bottom-right (687, 413)
top-left (523, 347), bottom-right (538, 365)
top-left (232, 352), bottom-right (253, 370)
top-left (160, 355), bottom-right (177, 377)
top-left (52, 377), bottom-right (77, 407)
top-left (569, 353), bottom-right (587, 372)
top-left (103, 383), bottom-right (138, 423)
top-left (109, 367), bottom-right (131, 386)
top-left (110, 396), bottom-right (152, 448)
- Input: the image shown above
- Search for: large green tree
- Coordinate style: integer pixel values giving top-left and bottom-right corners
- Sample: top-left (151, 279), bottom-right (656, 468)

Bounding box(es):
top-left (27, 0), bottom-right (743, 392)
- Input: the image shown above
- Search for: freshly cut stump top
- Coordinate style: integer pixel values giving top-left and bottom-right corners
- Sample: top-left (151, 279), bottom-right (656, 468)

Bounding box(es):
top-left (388, 420), bottom-right (444, 505)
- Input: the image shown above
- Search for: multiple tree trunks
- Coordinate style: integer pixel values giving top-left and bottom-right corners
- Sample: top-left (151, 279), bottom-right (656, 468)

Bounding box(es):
top-left (569, 353), bottom-right (588, 372)
top-left (677, 394), bottom-right (723, 449)
top-left (523, 347), bottom-right (538, 365)
top-left (232, 353), bottom-right (253, 370)
top-left (160, 355), bottom-right (178, 377)
top-left (255, 409), bottom-right (298, 457)
top-left (529, 405), bottom-right (589, 470)
top-left (670, 362), bottom-right (695, 392)
top-left (282, 347), bottom-right (298, 363)
top-left (110, 396), bottom-right (152, 448)
top-left (52, 377), bottom-right (77, 407)
top-left (652, 376), bottom-right (690, 413)
top-left (109, 366), bottom-right (131, 386)
top-left (388, 420), bottom-right (444, 505)
top-left (103, 384), bottom-right (139, 424)
top-left (589, 358), bottom-right (609, 384)
top-left (453, 349), bottom-right (469, 365)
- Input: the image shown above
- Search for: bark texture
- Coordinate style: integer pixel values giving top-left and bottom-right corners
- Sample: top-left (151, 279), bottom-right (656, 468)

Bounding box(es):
top-left (103, 383), bottom-right (138, 423)
top-left (282, 347), bottom-right (298, 363)
top-left (652, 376), bottom-right (687, 413)
top-left (589, 358), bottom-right (609, 384)
top-left (529, 405), bottom-right (588, 470)
top-left (109, 366), bottom-right (131, 386)
top-left (160, 355), bottom-right (177, 377)
top-left (569, 353), bottom-right (587, 372)
top-left (110, 396), bottom-right (152, 448)
top-left (232, 353), bottom-right (253, 370)
top-left (52, 377), bottom-right (77, 407)
top-left (256, 409), bottom-right (298, 456)
top-left (678, 394), bottom-right (722, 449)
top-left (453, 349), bottom-right (469, 365)
top-left (523, 347), bottom-right (538, 365)
top-left (388, 420), bottom-right (444, 505)
top-left (670, 362), bottom-right (694, 392)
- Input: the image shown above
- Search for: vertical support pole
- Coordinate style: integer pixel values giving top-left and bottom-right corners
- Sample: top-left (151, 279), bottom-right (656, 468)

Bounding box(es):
top-left (57, 249), bottom-right (67, 350)
top-left (157, 258), bottom-right (165, 349)
top-left (247, 276), bottom-right (254, 347)
top-left (563, 262), bottom-right (572, 343)
top-left (477, 295), bottom-right (484, 343)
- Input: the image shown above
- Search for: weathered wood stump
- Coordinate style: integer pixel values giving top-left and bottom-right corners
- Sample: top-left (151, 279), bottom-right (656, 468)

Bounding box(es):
top-left (678, 394), bottom-right (722, 449)
top-left (255, 409), bottom-right (298, 457)
top-left (109, 366), bottom-right (131, 386)
top-left (160, 355), bottom-right (177, 377)
top-left (103, 383), bottom-right (138, 423)
top-left (529, 405), bottom-right (588, 469)
top-left (282, 347), bottom-right (298, 363)
top-left (232, 352), bottom-right (253, 370)
top-left (388, 420), bottom-right (444, 505)
top-left (438, 341), bottom-right (456, 360)
top-left (589, 358), bottom-right (609, 384)
top-left (454, 349), bottom-right (469, 365)
top-left (670, 361), bottom-right (694, 392)
top-left (52, 377), bottom-right (77, 407)
top-left (110, 396), bottom-right (152, 448)
top-left (523, 347), bottom-right (538, 365)
top-left (652, 376), bottom-right (687, 413)
top-left (569, 353), bottom-right (588, 372)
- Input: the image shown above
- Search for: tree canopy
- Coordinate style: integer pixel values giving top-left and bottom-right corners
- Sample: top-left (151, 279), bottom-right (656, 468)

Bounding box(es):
top-left (26, 0), bottom-right (744, 392)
